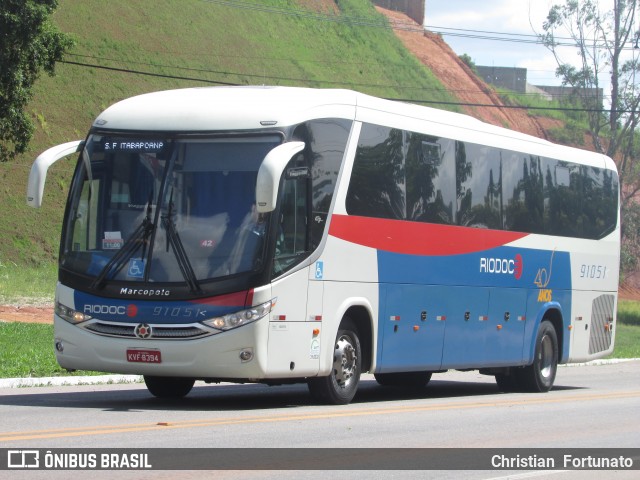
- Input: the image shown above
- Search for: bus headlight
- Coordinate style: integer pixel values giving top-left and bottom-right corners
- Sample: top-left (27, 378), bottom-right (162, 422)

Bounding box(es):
top-left (55, 302), bottom-right (91, 324)
top-left (203, 299), bottom-right (274, 331)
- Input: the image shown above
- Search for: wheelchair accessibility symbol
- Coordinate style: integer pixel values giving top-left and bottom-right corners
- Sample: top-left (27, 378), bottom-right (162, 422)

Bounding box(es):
top-left (315, 261), bottom-right (324, 280)
top-left (128, 258), bottom-right (146, 279)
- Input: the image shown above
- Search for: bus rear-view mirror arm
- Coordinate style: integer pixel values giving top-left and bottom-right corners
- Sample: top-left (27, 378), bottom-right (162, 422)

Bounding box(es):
top-left (27, 140), bottom-right (85, 208)
top-left (255, 141), bottom-right (305, 213)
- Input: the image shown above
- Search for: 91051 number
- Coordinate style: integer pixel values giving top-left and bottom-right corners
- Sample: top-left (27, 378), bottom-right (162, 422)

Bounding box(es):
top-left (152, 307), bottom-right (207, 318)
top-left (580, 264), bottom-right (607, 279)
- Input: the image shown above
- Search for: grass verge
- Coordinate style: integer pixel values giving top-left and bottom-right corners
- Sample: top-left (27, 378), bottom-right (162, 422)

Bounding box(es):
top-left (609, 300), bottom-right (640, 359)
top-left (0, 261), bottom-right (57, 305)
top-left (617, 299), bottom-right (640, 326)
top-left (0, 323), bottom-right (102, 379)
top-left (610, 322), bottom-right (640, 359)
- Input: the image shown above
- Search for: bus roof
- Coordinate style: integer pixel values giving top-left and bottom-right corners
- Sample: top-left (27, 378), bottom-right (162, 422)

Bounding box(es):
top-left (93, 86), bottom-right (615, 172)
top-left (94, 86), bottom-right (358, 132)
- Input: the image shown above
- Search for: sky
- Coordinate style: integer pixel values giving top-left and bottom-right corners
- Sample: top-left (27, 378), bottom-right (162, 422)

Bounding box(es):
top-left (424, 0), bottom-right (633, 88)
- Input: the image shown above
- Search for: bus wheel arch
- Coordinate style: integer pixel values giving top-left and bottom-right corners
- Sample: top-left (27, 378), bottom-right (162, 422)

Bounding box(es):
top-left (342, 305), bottom-right (373, 373)
top-left (542, 307), bottom-right (564, 363)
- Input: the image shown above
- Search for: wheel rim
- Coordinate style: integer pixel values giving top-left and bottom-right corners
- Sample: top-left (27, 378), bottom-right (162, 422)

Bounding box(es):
top-left (539, 333), bottom-right (554, 379)
top-left (333, 334), bottom-right (357, 389)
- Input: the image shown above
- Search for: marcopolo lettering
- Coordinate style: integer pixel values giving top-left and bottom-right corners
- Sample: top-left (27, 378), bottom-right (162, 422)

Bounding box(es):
top-left (120, 287), bottom-right (171, 297)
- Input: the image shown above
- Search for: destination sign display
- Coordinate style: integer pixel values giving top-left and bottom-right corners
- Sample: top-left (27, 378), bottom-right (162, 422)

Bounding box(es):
top-left (102, 140), bottom-right (165, 153)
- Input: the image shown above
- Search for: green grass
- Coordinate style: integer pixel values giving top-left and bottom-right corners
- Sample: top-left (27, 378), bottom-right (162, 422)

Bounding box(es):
top-left (0, 261), bottom-right (57, 305)
top-left (617, 299), bottom-right (640, 326)
top-left (0, 323), bottom-right (102, 378)
top-left (497, 88), bottom-right (568, 122)
top-left (611, 322), bottom-right (640, 359)
top-left (609, 300), bottom-right (640, 359)
top-left (495, 87), bottom-right (591, 147)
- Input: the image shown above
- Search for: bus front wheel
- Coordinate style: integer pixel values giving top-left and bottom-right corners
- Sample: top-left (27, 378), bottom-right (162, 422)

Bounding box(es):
top-left (144, 376), bottom-right (195, 399)
top-left (307, 318), bottom-right (361, 405)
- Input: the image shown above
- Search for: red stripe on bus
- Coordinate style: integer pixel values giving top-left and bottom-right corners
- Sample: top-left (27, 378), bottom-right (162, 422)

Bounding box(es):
top-left (329, 214), bottom-right (528, 256)
top-left (190, 289), bottom-right (253, 307)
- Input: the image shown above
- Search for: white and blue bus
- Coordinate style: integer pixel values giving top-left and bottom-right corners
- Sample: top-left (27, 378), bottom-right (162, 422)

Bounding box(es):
top-left (27, 87), bottom-right (619, 404)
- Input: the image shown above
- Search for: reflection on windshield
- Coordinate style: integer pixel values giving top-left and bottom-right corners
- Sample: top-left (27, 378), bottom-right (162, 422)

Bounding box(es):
top-left (61, 135), bottom-right (280, 287)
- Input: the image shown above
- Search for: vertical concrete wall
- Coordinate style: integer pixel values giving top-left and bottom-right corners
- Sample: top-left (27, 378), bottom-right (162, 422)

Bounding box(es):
top-left (476, 66), bottom-right (528, 94)
top-left (372, 0), bottom-right (425, 25)
top-left (535, 85), bottom-right (603, 104)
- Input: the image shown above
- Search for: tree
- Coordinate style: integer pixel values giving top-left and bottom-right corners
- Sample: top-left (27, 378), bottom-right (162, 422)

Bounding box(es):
top-left (0, 0), bottom-right (73, 162)
top-left (458, 53), bottom-right (478, 73)
top-left (541, 0), bottom-right (640, 275)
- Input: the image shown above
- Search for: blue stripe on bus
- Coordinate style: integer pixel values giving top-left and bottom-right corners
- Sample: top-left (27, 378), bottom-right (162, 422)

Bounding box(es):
top-left (73, 291), bottom-right (246, 324)
top-left (375, 247), bottom-right (572, 371)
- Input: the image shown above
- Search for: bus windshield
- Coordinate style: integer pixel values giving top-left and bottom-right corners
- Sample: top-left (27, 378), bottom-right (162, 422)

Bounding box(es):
top-left (61, 134), bottom-right (282, 288)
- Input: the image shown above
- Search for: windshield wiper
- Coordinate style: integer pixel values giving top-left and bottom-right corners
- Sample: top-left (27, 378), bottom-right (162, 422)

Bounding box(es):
top-left (161, 188), bottom-right (202, 294)
top-left (91, 197), bottom-right (155, 290)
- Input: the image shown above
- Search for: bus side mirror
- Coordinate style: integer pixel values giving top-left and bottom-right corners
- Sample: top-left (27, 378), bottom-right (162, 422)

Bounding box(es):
top-left (255, 141), bottom-right (305, 213)
top-left (27, 140), bottom-right (85, 208)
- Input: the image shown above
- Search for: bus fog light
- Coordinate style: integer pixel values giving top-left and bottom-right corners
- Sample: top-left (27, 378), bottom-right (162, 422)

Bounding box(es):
top-left (55, 341), bottom-right (64, 353)
top-left (239, 349), bottom-right (253, 362)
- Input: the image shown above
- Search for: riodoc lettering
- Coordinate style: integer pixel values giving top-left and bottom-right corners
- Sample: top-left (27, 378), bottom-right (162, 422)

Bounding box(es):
top-left (480, 254), bottom-right (523, 279)
top-left (84, 305), bottom-right (126, 315)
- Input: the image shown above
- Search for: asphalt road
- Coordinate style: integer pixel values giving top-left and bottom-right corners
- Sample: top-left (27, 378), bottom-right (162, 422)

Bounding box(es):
top-left (0, 361), bottom-right (638, 479)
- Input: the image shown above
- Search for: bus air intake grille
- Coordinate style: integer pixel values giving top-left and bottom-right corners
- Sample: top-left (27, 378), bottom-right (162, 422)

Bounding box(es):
top-left (83, 322), bottom-right (212, 340)
top-left (84, 323), bottom-right (134, 337)
top-left (151, 326), bottom-right (209, 338)
top-left (588, 294), bottom-right (615, 354)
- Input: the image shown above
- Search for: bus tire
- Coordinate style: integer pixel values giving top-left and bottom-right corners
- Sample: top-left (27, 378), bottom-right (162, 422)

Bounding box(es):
top-left (517, 320), bottom-right (558, 392)
top-left (307, 318), bottom-right (361, 405)
top-left (374, 371), bottom-right (432, 389)
top-left (144, 376), bottom-right (195, 398)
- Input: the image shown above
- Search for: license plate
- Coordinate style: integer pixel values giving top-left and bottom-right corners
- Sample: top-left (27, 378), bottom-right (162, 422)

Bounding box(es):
top-left (126, 349), bottom-right (161, 364)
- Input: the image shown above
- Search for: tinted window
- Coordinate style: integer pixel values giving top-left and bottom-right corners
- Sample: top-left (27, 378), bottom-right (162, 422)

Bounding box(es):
top-left (293, 119), bottom-right (352, 249)
top-left (274, 154), bottom-right (310, 276)
top-left (406, 133), bottom-right (455, 224)
top-left (503, 153), bottom-right (544, 233)
top-left (543, 158), bottom-right (583, 237)
top-left (456, 142), bottom-right (502, 229)
top-left (346, 123), bottom-right (618, 240)
top-left (542, 160), bottom-right (618, 239)
top-left (346, 124), bottom-right (405, 220)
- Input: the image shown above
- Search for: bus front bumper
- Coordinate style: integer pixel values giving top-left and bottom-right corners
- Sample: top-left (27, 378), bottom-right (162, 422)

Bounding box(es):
top-left (53, 316), bottom-right (270, 380)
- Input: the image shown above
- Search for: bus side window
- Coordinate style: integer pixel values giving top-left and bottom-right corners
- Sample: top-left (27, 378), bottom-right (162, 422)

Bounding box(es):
top-left (273, 157), bottom-right (310, 275)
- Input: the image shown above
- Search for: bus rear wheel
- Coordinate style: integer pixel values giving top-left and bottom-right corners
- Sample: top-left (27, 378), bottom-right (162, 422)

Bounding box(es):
top-left (307, 318), bottom-right (361, 405)
top-left (144, 376), bottom-right (195, 398)
top-left (517, 320), bottom-right (558, 392)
